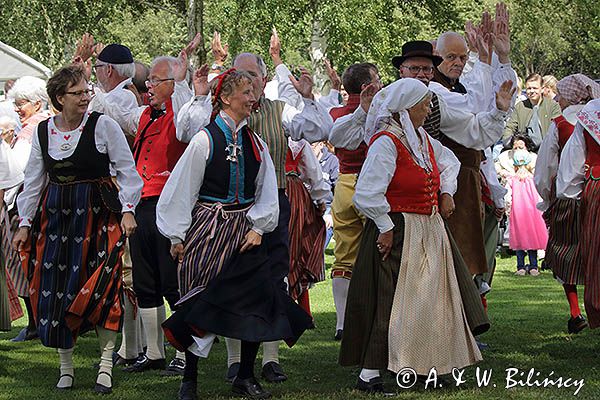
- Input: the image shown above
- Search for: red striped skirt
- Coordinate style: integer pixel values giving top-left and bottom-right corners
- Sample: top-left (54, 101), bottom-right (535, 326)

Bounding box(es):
top-left (1, 208), bottom-right (28, 297)
top-left (582, 171), bottom-right (600, 328)
top-left (286, 176), bottom-right (326, 300)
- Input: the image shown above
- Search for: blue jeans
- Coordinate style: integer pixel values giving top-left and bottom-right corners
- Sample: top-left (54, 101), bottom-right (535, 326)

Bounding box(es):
top-left (516, 250), bottom-right (538, 270)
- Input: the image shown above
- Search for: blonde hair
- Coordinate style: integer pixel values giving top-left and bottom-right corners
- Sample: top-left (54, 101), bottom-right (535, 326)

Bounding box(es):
top-left (210, 70), bottom-right (253, 117)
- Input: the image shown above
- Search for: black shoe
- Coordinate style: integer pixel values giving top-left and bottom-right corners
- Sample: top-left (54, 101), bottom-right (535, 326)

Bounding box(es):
top-left (113, 351), bottom-right (138, 367)
top-left (232, 376), bottom-right (271, 399)
top-left (261, 361), bottom-right (287, 383)
top-left (226, 362), bottom-right (240, 383)
top-left (56, 374), bottom-right (74, 390)
top-left (161, 357), bottom-right (186, 376)
top-left (94, 372), bottom-right (112, 394)
top-left (334, 329), bottom-right (343, 341)
top-left (356, 376), bottom-right (386, 393)
top-left (568, 315), bottom-right (588, 334)
top-left (123, 355), bottom-right (166, 372)
top-left (178, 380), bottom-right (198, 400)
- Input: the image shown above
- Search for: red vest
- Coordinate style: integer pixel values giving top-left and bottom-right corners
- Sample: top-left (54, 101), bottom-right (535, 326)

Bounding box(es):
top-left (584, 130), bottom-right (600, 168)
top-left (370, 131), bottom-right (440, 215)
top-left (554, 115), bottom-right (576, 152)
top-left (133, 100), bottom-right (187, 198)
top-left (330, 94), bottom-right (368, 174)
top-left (285, 148), bottom-right (301, 174)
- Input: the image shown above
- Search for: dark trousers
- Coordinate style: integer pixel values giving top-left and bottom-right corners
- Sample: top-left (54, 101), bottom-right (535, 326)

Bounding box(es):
top-left (130, 197), bottom-right (180, 309)
top-left (516, 250), bottom-right (538, 270)
top-left (264, 189), bottom-right (291, 292)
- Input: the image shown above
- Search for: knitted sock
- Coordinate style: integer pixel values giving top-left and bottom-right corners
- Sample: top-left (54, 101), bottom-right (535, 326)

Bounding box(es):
top-left (118, 295), bottom-right (140, 359)
top-left (56, 347), bottom-right (74, 388)
top-left (261, 341), bottom-right (279, 366)
top-left (564, 284), bottom-right (581, 318)
top-left (332, 277), bottom-right (350, 331)
top-left (183, 351), bottom-right (199, 383)
top-left (97, 327), bottom-right (116, 388)
top-left (238, 341), bottom-right (260, 380)
top-left (175, 350), bottom-right (186, 361)
top-left (225, 338), bottom-right (241, 366)
top-left (137, 312), bottom-right (146, 354)
top-left (359, 368), bottom-right (380, 381)
top-left (297, 290), bottom-right (312, 318)
top-left (139, 305), bottom-right (166, 360)
top-left (481, 294), bottom-right (488, 313)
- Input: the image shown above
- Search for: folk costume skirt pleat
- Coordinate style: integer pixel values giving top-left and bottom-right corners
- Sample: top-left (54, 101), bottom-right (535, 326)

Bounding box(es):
top-left (0, 209), bottom-right (24, 330)
top-left (286, 175), bottom-right (326, 300)
top-left (163, 202), bottom-right (312, 353)
top-left (21, 181), bottom-right (125, 349)
top-left (2, 207), bottom-right (28, 297)
top-left (581, 173), bottom-right (600, 328)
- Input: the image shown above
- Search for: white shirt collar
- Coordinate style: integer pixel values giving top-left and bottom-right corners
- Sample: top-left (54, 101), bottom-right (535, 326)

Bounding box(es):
top-left (219, 110), bottom-right (248, 134)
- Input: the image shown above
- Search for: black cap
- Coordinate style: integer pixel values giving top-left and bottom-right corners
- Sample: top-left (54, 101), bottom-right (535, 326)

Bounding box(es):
top-left (391, 41), bottom-right (443, 69)
top-left (97, 44), bottom-right (134, 64)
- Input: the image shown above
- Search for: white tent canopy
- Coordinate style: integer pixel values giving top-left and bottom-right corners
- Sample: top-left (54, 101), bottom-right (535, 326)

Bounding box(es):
top-left (0, 41), bottom-right (52, 90)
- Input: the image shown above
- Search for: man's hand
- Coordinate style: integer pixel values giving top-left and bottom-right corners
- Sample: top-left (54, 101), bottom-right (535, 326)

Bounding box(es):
top-left (240, 230), bottom-right (262, 253)
top-left (289, 67), bottom-right (314, 100)
top-left (465, 21), bottom-right (478, 52)
top-left (495, 80), bottom-right (516, 111)
top-left (323, 58), bottom-right (341, 91)
top-left (183, 33), bottom-right (203, 58)
top-left (73, 33), bottom-right (95, 63)
top-left (173, 51), bottom-right (189, 82)
top-left (377, 230), bottom-right (393, 261)
top-left (121, 212), bottom-right (137, 237)
top-left (439, 193), bottom-right (456, 219)
top-left (359, 82), bottom-right (379, 113)
top-left (192, 64), bottom-right (211, 96)
top-left (269, 27), bottom-right (282, 66)
top-left (12, 226), bottom-right (29, 252)
top-left (170, 243), bottom-right (184, 263)
top-left (493, 2), bottom-right (511, 63)
top-left (211, 31), bottom-right (229, 65)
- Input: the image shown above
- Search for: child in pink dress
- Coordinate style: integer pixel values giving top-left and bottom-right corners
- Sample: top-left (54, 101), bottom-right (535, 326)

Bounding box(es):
top-left (508, 144), bottom-right (549, 276)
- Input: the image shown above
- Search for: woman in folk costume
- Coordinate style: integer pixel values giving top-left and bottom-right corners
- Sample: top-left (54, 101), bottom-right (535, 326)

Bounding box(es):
top-left (285, 138), bottom-right (332, 322)
top-left (157, 69), bottom-right (312, 400)
top-left (535, 74), bottom-right (600, 333)
top-left (12, 65), bottom-right (143, 393)
top-left (557, 98), bottom-right (600, 331)
top-left (339, 78), bottom-right (482, 393)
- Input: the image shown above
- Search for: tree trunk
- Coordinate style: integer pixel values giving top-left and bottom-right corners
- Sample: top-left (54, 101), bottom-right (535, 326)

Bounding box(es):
top-left (187, 0), bottom-right (205, 66)
top-left (309, 18), bottom-right (329, 96)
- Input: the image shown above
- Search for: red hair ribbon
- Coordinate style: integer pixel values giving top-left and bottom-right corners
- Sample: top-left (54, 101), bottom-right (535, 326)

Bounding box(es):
top-left (212, 68), bottom-right (237, 106)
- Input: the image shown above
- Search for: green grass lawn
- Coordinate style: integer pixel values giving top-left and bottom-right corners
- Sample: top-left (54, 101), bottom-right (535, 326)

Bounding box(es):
top-left (1, 249), bottom-right (599, 400)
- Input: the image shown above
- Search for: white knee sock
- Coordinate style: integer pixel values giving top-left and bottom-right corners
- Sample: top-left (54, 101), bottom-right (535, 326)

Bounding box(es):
top-left (332, 277), bottom-right (350, 331)
top-left (359, 368), bottom-right (380, 381)
top-left (137, 313), bottom-right (146, 353)
top-left (175, 350), bottom-right (186, 361)
top-left (118, 295), bottom-right (140, 360)
top-left (262, 341), bottom-right (279, 366)
top-left (57, 347), bottom-right (74, 388)
top-left (139, 305), bottom-right (166, 360)
top-left (97, 327), bottom-right (117, 388)
top-left (225, 338), bottom-right (241, 366)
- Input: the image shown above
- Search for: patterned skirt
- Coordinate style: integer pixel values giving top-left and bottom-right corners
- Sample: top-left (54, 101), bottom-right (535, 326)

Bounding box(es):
top-left (581, 171), bottom-right (600, 328)
top-left (0, 208), bottom-right (24, 330)
top-left (286, 175), bottom-right (326, 300)
top-left (1, 207), bottom-right (28, 297)
top-left (544, 198), bottom-right (583, 285)
top-left (21, 180), bottom-right (125, 349)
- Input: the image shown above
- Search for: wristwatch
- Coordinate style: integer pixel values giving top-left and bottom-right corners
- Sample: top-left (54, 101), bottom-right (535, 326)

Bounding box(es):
top-left (211, 63), bottom-right (225, 71)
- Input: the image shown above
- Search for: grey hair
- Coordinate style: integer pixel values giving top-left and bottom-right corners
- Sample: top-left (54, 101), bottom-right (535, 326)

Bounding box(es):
top-left (7, 76), bottom-right (48, 105)
top-left (108, 62), bottom-right (136, 79)
top-left (151, 56), bottom-right (179, 79)
top-left (436, 32), bottom-right (466, 56)
top-left (233, 53), bottom-right (268, 78)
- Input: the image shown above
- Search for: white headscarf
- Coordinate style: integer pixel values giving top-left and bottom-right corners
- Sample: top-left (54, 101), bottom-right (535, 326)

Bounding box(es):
top-left (365, 78), bottom-right (432, 169)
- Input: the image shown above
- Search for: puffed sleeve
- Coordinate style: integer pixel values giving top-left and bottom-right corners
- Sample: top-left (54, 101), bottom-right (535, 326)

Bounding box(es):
top-left (296, 141), bottom-right (333, 204)
top-left (327, 106), bottom-right (367, 150)
top-left (93, 92), bottom-right (145, 137)
top-left (156, 130), bottom-right (211, 244)
top-left (282, 99), bottom-right (333, 143)
top-left (534, 123), bottom-right (559, 210)
top-left (16, 127), bottom-right (48, 227)
top-left (172, 80), bottom-right (195, 129)
top-left (318, 90), bottom-right (342, 110)
top-left (246, 135), bottom-right (280, 235)
top-left (353, 135), bottom-right (396, 233)
top-left (0, 139), bottom-right (30, 190)
top-left (557, 124), bottom-right (587, 200)
top-left (96, 116), bottom-right (143, 213)
top-left (428, 135), bottom-right (460, 195)
top-left (275, 64), bottom-right (303, 110)
top-left (176, 94), bottom-right (212, 143)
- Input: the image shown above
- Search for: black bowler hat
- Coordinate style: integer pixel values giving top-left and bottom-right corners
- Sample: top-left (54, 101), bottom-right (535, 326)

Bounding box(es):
top-left (97, 44), bottom-right (134, 64)
top-left (391, 41), bottom-right (443, 69)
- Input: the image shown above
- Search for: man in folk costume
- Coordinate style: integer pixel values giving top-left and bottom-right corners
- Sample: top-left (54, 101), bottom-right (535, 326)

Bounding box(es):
top-left (557, 98), bottom-right (600, 330)
top-left (98, 38), bottom-right (201, 373)
top-left (326, 63), bottom-right (382, 341)
top-left (535, 75), bottom-right (600, 333)
top-left (176, 32), bottom-right (333, 383)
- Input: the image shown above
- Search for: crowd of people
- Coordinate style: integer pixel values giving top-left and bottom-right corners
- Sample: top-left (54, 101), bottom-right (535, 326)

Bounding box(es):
top-left (1, 2), bottom-right (600, 398)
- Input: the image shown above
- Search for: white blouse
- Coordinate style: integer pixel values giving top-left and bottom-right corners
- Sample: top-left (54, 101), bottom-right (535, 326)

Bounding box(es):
top-left (17, 113), bottom-right (143, 227)
top-left (556, 123), bottom-right (590, 201)
top-left (156, 112), bottom-right (279, 245)
top-left (288, 139), bottom-right (333, 205)
top-left (88, 78), bottom-right (139, 130)
top-left (353, 131), bottom-right (460, 233)
top-left (481, 147), bottom-right (507, 209)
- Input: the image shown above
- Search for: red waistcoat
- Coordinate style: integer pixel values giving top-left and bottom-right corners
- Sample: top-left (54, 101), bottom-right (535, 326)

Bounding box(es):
top-left (554, 115), bottom-right (575, 152)
top-left (133, 100), bottom-right (187, 198)
top-left (331, 94), bottom-right (368, 174)
top-left (584, 130), bottom-right (600, 167)
top-left (285, 148), bottom-right (302, 174)
top-left (370, 131), bottom-right (440, 215)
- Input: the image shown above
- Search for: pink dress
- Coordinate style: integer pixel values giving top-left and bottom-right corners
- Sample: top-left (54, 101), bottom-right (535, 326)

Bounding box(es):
top-left (509, 174), bottom-right (548, 250)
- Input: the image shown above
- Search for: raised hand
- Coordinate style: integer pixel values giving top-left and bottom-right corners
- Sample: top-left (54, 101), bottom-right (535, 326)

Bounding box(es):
top-left (211, 31), bottom-right (229, 64)
top-left (465, 21), bottom-right (478, 52)
top-left (184, 33), bottom-right (203, 58)
top-left (359, 82), bottom-right (379, 112)
top-left (493, 2), bottom-right (511, 63)
top-left (192, 64), bottom-right (210, 96)
top-left (173, 50), bottom-right (189, 82)
top-left (289, 67), bottom-right (314, 100)
top-left (495, 79), bottom-right (517, 112)
top-left (73, 33), bottom-right (95, 63)
top-left (323, 58), bottom-right (341, 91)
top-left (93, 42), bottom-right (105, 58)
top-left (269, 27), bottom-right (282, 66)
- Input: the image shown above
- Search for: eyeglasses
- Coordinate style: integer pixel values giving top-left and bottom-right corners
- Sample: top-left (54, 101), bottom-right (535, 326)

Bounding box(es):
top-left (14, 100), bottom-right (31, 110)
top-left (92, 64), bottom-right (107, 70)
top-left (145, 78), bottom-right (175, 88)
top-left (400, 65), bottom-right (434, 74)
top-left (64, 89), bottom-right (93, 97)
